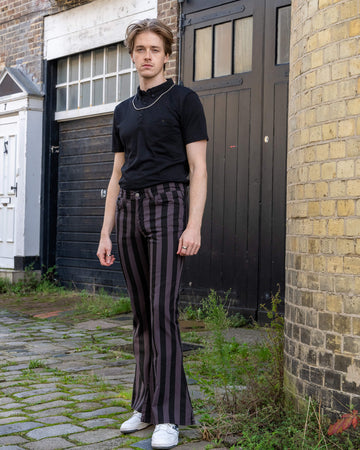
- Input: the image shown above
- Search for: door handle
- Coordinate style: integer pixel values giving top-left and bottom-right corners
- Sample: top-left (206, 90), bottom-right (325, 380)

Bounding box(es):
top-left (10, 183), bottom-right (17, 197)
top-left (3, 140), bottom-right (8, 154)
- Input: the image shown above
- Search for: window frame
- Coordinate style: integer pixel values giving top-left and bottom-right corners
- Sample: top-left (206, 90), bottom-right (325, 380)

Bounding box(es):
top-left (55, 43), bottom-right (138, 121)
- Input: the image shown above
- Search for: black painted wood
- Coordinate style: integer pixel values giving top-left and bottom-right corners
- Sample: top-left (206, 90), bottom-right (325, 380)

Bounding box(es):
top-left (181, 0), bottom-right (290, 318)
top-left (55, 114), bottom-right (126, 294)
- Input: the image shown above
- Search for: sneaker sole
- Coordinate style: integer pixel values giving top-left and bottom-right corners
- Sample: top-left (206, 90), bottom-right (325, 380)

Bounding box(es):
top-left (120, 423), bottom-right (151, 434)
top-left (151, 441), bottom-right (178, 449)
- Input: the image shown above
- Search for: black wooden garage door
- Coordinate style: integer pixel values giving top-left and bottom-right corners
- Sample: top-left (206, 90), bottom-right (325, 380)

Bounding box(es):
top-left (56, 115), bottom-right (126, 293)
top-left (181, 0), bottom-right (290, 318)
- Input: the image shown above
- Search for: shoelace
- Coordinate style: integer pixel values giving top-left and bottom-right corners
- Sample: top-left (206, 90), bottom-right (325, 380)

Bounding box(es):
top-left (154, 423), bottom-right (178, 432)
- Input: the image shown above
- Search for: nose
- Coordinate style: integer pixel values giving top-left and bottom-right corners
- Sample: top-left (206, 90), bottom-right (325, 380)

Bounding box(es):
top-left (145, 49), bottom-right (152, 59)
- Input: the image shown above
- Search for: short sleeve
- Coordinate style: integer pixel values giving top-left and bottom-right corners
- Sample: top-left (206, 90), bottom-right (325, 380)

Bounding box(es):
top-left (180, 91), bottom-right (208, 145)
top-left (111, 107), bottom-right (124, 153)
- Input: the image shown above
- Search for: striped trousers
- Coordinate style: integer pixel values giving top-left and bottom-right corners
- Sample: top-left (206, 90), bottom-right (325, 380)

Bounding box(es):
top-left (116, 182), bottom-right (194, 426)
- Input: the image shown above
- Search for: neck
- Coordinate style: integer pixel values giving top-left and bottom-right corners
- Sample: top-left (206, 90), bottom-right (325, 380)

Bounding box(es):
top-left (139, 74), bottom-right (167, 91)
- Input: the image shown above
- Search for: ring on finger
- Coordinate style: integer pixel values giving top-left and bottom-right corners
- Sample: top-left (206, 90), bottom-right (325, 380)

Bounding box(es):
top-left (182, 246), bottom-right (187, 250)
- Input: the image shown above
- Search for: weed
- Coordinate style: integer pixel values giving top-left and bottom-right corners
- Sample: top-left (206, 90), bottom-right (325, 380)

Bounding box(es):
top-left (74, 289), bottom-right (131, 317)
top-left (185, 289), bottom-right (360, 449)
top-left (28, 359), bottom-right (47, 369)
top-left (0, 266), bottom-right (64, 296)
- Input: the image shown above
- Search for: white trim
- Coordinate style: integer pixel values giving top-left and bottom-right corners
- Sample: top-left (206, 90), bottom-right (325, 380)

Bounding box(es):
top-left (55, 102), bottom-right (117, 121)
top-left (44, 0), bottom-right (157, 61)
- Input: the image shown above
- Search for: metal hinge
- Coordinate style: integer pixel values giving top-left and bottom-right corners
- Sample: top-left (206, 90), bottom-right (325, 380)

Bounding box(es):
top-left (50, 145), bottom-right (59, 154)
top-left (179, 13), bottom-right (191, 33)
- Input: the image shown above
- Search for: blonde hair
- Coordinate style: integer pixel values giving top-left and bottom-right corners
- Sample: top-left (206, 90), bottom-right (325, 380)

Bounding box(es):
top-left (125, 18), bottom-right (174, 56)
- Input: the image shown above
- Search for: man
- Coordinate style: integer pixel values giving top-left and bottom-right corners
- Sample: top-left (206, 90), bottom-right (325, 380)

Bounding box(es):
top-left (97, 18), bottom-right (207, 449)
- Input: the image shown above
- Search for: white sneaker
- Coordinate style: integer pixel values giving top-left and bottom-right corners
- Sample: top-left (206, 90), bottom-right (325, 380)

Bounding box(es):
top-left (120, 410), bottom-right (151, 434)
top-left (151, 423), bottom-right (179, 449)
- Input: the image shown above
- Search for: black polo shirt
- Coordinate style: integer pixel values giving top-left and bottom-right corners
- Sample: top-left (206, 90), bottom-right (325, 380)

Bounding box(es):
top-left (112, 78), bottom-right (208, 190)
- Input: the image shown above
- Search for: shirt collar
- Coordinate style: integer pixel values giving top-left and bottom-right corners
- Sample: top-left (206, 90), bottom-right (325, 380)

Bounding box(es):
top-left (137, 78), bottom-right (174, 98)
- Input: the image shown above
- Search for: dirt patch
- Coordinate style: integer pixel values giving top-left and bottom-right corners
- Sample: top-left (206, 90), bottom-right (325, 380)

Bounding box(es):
top-left (0, 292), bottom-right (83, 318)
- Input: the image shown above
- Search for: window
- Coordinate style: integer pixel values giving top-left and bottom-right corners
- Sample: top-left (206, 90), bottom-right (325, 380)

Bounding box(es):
top-left (194, 16), bottom-right (253, 81)
top-left (55, 43), bottom-right (139, 118)
top-left (276, 6), bottom-right (291, 65)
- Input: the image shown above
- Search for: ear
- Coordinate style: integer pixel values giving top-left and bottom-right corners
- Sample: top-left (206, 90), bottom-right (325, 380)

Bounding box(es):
top-left (164, 54), bottom-right (170, 64)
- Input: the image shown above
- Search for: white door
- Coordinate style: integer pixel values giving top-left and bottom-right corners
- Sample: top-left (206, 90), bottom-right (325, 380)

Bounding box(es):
top-left (0, 117), bottom-right (18, 269)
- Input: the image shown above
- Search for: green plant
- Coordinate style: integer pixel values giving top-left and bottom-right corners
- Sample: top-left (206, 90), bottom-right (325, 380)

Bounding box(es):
top-left (28, 359), bottom-right (47, 369)
top-left (74, 289), bottom-right (131, 317)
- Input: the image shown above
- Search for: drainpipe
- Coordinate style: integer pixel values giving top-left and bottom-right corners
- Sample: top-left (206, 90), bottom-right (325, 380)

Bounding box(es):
top-left (178, 0), bottom-right (184, 85)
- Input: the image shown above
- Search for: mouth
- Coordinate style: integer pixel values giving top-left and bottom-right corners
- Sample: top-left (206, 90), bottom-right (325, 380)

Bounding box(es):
top-left (141, 64), bottom-right (153, 69)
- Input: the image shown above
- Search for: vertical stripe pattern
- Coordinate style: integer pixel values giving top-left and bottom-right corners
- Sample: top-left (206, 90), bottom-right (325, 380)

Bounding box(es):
top-left (116, 182), bottom-right (194, 426)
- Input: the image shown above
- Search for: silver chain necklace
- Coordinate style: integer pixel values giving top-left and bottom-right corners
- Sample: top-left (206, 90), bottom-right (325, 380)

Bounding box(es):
top-left (132, 83), bottom-right (175, 111)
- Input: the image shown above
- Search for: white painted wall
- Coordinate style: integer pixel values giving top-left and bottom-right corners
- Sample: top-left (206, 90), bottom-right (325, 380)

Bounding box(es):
top-left (44, 0), bottom-right (157, 60)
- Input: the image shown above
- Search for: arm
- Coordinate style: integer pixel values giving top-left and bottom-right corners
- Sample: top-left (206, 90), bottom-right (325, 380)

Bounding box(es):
top-left (177, 140), bottom-right (207, 256)
top-left (97, 152), bottom-right (125, 266)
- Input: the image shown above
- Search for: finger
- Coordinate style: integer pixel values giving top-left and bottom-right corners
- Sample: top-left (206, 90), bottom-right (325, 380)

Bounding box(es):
top-left (177, 237), bottom-right (184, 255)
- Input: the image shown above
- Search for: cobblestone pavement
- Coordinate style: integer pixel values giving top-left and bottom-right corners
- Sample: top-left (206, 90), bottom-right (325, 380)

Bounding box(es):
top-left (0, 309), bottom-right (228, 450)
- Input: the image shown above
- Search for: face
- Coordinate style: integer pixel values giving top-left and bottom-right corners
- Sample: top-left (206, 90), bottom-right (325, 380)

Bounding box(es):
top-left (131, 31), bottom-right (169, 83)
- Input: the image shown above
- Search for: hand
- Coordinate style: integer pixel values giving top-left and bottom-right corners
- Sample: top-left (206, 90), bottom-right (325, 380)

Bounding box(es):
top-left (97, 236), bottom-right (116, 266)
top-left (177, 227), bottom-right (201, 256)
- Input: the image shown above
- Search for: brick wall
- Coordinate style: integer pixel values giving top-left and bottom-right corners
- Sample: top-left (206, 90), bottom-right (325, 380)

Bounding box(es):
top-left (157, 0), bottom-right (179, 81)
top-left (285, 0), bottom-right (360, 416)
top-left (0, 0), bottom-right (94, 89)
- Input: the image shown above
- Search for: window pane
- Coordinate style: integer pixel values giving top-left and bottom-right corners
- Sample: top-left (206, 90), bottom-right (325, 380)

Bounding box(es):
top-left (105, 76), bottom-right (116, 103)
top-left (56, 87), bottom-right (66, 111)
top-left (214, 22), bottom-right (232, 77)
top-left (194, 27), bottom-right (213, 81)
top-left (119, 73), bottom-right (130, 102)
top-left (57, 58), bottom-right (67, 84)
top-left (69, 55), bottom-right (79, 82)
top-left (93, 79), bottom-right (103, 105)
top-left (93, 48), bottom-right (104, 76)
top-left (69, 84), bottom-right (78, 110)
top-left (234, 16), bottom-right (253, 74)
top-left (81, 51), bottom-right (91, 79)
top-left (107, 45), bottom-right (117, 73)
top-left (119, 45), bottom-right (131, 71)
top-left (277, 6), bottom-right (291, 64)
top-left (80, 82), bottom-right (90, 108)
top-left (132, 71), bottom-right (139, 95)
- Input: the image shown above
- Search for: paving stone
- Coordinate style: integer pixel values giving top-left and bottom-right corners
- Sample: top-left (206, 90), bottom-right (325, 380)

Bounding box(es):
top-left (72, 406), bottom-right (126, 419)
top-left (0, 422), bottom-right (42, 436)
top-left (0, 400), bottom-right (13, 407)
top-left (14, 387), bottom-right (58, 398)
top-left (74, 402), bottom-right (103, 411)
top-left (0, 411), bottom-right (23, 419)
top-left (130, 438), bottom-right (152, 449)
top-left (0, 404), bottom-right (25, 411)
top-left (0, 417), bottom-right (29, 425)
top-left (26, 424), bottom-right (85, 440)
top-left (0, 445), bottom-right (24, 449)
top-left (67, 437), bottom-right (128, 449)
top-left (36, 415), bottom-right (72, 425)
top-left (70, 393), bottom-right (101, 401)
top-left (0, 436), bottom-right (28, 445)
top-left (1, 387), bottom-right (30, 395)
top-left (2, 364), bottom-right (28, 372)
top-left (23, 437), bottom-right (73, 449)
top-left (25, 400), bottom-right (72, 412)
top-left (73, 320), bottom-right (119, 331)
top-left (68, 429), bottom-right (122, 444)
top-left (29, 408), bottom-right (73, 418)
top-left (79, 418), bottom-right (118, 428)
top-left (22, 392), bottom-right (66, 405)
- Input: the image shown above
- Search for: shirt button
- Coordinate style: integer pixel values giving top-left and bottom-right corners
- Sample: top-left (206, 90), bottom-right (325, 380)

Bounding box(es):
top-left (135, 193), bottom-right (140, 198)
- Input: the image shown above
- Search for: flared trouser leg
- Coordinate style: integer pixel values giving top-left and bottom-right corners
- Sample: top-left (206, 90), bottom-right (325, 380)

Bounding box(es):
top-left (116, 183), bottom-right (194, 426)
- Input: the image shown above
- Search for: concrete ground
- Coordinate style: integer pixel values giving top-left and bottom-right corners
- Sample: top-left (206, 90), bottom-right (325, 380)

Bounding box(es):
top-left (0, 309), bottom-right (264, 449)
